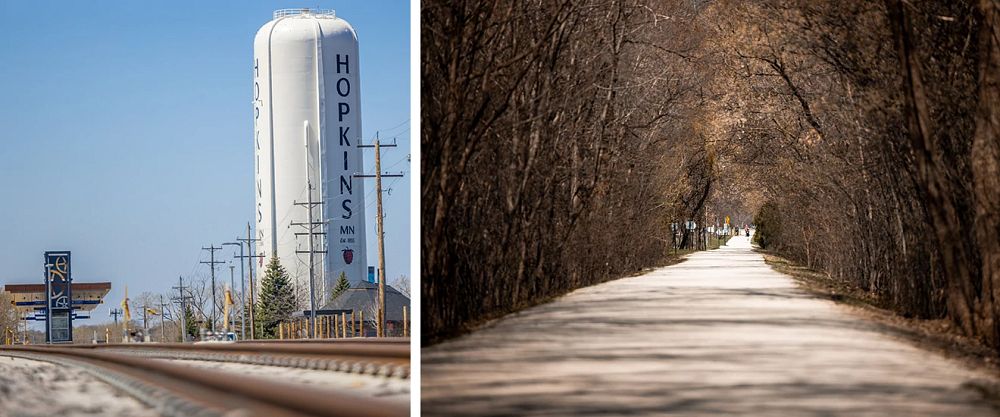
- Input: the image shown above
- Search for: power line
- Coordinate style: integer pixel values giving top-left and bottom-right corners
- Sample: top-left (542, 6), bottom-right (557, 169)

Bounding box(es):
top-left (379, 118), bottom-right (409, 134)
top-left (367, 176), bottom-right (405, 210)
top-left (354, 132), bottom-right (405, 337)
top-left (381, 127), bottom-right (410, 139)
top-left (171, 276), bottom-right (194, 343)
top-left (200, 245), bottom-right (225, 333)
top-left (291, 150), bottom-right (327, 338)
top-left (235, 223), bottom-right (263, 340)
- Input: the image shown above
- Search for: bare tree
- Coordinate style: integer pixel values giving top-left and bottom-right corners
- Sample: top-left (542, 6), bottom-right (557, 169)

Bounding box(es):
top-left (0, 291), bottom-right (19, 343)
top-left (706, 0), bottom-right (1000, 349)
top-left (423, 0), bottom-right (1000, 353)
top-left (422, 0), bottom-right (714, 343)
top-left (391, 275), bottom-right (410, 298)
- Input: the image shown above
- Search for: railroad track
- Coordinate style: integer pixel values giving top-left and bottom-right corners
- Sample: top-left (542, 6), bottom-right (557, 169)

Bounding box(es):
top-left (0, 340), bottom-right (409, 417)
top-left (48, 338), bottom-right (411, 377)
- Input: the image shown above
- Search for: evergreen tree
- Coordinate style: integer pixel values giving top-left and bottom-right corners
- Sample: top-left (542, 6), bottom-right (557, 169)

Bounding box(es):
top-left (244, 295), bottom-right (261, 340)
top-left (256, 256), bottom-right (295, 339)
top-left (182, 305), bottom-right (197, 342)
top-left (331, 271), bottom-right (351, 301)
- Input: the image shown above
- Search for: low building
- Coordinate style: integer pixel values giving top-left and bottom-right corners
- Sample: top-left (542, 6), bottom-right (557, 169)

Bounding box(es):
top-left (296, 281), bottom-right (410, 337)
top-left (3, 282), bottom-right (111, 321)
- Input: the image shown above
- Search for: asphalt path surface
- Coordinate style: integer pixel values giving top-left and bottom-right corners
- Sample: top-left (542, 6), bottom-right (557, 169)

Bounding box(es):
top-left (422, 235), bottom-right (998, 416)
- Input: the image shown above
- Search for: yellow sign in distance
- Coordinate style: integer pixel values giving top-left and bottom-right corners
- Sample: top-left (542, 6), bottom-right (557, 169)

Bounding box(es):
top-left (725, 216), bottom-right (730, 225)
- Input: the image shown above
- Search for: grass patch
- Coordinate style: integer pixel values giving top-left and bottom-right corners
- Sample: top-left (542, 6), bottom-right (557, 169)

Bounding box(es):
top-left (708, 235), bottom-right (732, 250)
top-left (760, 251), bottom-right (879, 308)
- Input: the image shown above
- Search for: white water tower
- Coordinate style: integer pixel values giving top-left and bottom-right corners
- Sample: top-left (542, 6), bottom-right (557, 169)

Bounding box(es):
top-left (253, 9), bottom-right (367, 304)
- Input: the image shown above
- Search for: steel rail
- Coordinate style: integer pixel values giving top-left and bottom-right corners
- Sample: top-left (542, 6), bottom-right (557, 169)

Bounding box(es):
top-left (0, 345), bottom-right (408, 417)
top-left (55, 341), bottom-right (407, 358)
top-left (21, 340), bottom-right (411, 377)
top-left (242, 337), bottom-right (409, 344)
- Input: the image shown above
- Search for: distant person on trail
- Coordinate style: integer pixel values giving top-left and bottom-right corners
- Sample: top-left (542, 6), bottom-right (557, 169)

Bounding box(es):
top-left (745, 226), bottom-right (750, 237)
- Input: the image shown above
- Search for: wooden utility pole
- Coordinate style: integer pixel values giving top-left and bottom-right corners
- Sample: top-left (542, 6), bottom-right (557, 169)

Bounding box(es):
top-left (374, 139), bottom-right (387, 337)
top-left (158, 295), bottom-right (167, 343)
top-left (293, 124), bottom-right (322, 339)
top-left (171, 276), bottom-right (193, 342)
top-left (355, 133), bottom-right (404, 337)
top-left (292, 181), bottom-right (326, 338)
top-left (200, 245), bottom-right (224, 333)
top-left (292, 198), bottom-right (325, 338)
top-left (109, 308), bottom-right (122, 342)
top-left (236, 224), bottom-right (262, 339)
top-left (223, 241), bottom-right (247, 340)
top-left (228, 265), bottom-right (236, 333)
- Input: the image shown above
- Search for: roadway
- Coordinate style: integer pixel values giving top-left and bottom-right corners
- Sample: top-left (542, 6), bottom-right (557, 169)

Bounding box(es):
top-left (422, 235), bottom-right (998, 416)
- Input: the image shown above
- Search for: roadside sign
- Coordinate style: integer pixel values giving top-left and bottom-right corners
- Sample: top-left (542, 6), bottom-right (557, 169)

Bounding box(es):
top-left (45, 251), bottom-right (73, 343)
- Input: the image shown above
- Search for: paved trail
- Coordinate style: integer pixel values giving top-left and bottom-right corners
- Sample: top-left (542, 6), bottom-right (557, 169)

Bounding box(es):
top-left (422, 235), bottom-right (998, 416)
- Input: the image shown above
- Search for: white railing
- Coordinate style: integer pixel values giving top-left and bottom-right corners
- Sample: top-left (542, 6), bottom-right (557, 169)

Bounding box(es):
top-left (273, 8), bottom-right (336, 19)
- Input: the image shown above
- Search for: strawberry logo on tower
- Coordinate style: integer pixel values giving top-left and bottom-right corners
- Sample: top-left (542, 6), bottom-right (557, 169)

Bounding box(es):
top-left (342, 248), bottom-right (354, 265)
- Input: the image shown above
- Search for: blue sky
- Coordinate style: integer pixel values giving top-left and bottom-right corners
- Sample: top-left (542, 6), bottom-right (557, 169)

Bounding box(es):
top-left (0, 1), bottom-right (410, 327)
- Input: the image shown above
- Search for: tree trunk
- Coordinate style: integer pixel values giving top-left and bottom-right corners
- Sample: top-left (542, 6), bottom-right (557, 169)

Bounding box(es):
top-left (884, 0), bottom-right (980, 339)
top-left (973, 0), bottom-right (1000, 348)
